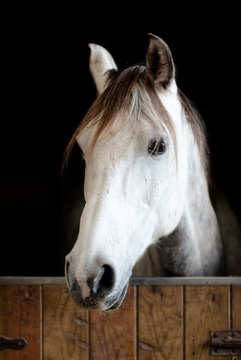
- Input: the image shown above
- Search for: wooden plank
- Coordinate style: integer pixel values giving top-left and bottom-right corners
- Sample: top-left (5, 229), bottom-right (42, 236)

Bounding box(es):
top-left (232, 285), bottom-right (241, 328)
top-left (89, 285), bottom-right (136, 360)
top-left (0, 285), bottom-right (41, 360)
top-left (185, 285), bottom-right (230, 360)
top-left (138, 285), bottom-right (183, 360)
top-left (43, 285), bottom-right (89, 360)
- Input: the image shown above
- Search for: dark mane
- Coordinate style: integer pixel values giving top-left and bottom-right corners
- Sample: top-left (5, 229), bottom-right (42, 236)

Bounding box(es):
top-left (63, 66), bottom-right (209, 182)
top-left (178, 89), bottom-right (210, 183)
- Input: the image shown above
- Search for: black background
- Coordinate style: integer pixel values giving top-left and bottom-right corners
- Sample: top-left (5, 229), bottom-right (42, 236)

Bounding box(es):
top-left (1, 8), bottom-right (240, 276)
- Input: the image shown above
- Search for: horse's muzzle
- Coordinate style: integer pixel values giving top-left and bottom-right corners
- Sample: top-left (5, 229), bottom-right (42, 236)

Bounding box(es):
top-left (65, 259), bottom-right (128, 310)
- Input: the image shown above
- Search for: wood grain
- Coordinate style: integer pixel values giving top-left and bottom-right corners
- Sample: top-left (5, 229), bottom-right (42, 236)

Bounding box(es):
top-left (89, 285), bottom-right (136, 360)
top-left (0, 285), bottom-right (41, 360)
top-left (232, 285), bottom-right (241, 328)
top-left (138, 285), bottom-right (183, 360)
top-left (185, 285), bottom-right (230, 360)
top-left (43, 285), bottom-right (89, 360)
top-left (1, 282), bottom-right (241, 359)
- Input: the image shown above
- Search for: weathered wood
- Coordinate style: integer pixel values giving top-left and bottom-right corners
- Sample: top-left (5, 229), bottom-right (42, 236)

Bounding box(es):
top-left (1, 281), bottom-right (241, 359)
top-left (43, 285), bottom-right (89, 360)
top-left (231, 286), bottom-right (241, 359)
top-left (0, 285), bottom-right (41, 360)
top-left (185, 285), bottom-right (230, 360)
top-left (232, 285), bottom-right (241, 328)
top-left (138, 285), bottom-right (183, 360)
top-left (89, 285), bottom-right (136, 360)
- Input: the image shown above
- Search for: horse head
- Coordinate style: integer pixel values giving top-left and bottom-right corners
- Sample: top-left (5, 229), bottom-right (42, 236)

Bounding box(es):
top-left (65, 35), bottom-right (194, 310)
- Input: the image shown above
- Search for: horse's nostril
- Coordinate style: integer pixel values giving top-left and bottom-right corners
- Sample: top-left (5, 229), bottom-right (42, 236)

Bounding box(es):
top-left (92, 264), bottom-right (115, 295)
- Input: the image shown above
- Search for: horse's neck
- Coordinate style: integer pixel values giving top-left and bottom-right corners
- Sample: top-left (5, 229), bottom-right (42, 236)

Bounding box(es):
top-left (160, 136), bottom-right (224, 276)
top-left (133, 132), bottom-right (225, 277)
top-left (160, 208), bottom-right (224, 276)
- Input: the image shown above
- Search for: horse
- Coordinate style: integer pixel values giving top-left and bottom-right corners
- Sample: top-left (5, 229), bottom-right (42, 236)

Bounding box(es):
top-left (64, 34), bottom-right (241, 311)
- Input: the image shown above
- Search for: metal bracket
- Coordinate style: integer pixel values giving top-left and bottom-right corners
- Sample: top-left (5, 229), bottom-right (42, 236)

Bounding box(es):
top-left (211, 329), bottom-right (241, 356)
top-left (0, 336), bottom-right (28, 351)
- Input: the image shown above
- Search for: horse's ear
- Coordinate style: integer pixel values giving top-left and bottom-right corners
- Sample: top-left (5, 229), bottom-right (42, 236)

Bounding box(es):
top-left (89, 43), bottom-right (118, 94)
top-left (146, 34), bottom-right (175, 88)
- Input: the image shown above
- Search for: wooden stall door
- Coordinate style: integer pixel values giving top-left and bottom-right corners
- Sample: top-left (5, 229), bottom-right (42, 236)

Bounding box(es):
top-left (43, 285), bottom-right (89, 360)
top-left (0, 283), bottom-right (241, 359)
top-left (0, 285), bottom-right (41, 360)
top-left (138, 285), bottom-right (183, 359)
top-left (185, 286), bottom-right (230, 360)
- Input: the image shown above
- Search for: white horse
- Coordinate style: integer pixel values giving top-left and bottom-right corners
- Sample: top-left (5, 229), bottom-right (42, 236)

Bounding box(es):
top-left (64, 34), bottom-right (241, 310)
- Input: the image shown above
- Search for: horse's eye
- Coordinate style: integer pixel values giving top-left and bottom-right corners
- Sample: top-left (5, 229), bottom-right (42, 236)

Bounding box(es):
top-left (148, 138), bottom-right (166, 155)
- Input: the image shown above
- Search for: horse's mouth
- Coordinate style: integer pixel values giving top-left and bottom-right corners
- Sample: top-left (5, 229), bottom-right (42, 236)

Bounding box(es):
top-left (69, 282), bottom-right (129, 311)
top-left (105, 282), bottom-right (129, 311)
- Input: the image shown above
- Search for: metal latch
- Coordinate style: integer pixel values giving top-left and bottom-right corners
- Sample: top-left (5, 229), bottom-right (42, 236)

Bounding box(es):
top-left (211, 329), bottom-right (241, 356)
top-left (0, 336), bottom-right (28, 351)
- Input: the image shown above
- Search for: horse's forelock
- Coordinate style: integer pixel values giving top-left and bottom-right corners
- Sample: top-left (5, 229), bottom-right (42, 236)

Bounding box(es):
top-left (63, 65), bottom-right (177, 168)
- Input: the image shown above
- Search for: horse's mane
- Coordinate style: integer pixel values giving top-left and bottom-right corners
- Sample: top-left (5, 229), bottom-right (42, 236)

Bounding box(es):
top-left (178, 89), bottom-right (210, 182)
top-left (63, 65), bottom-right (209, 181)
